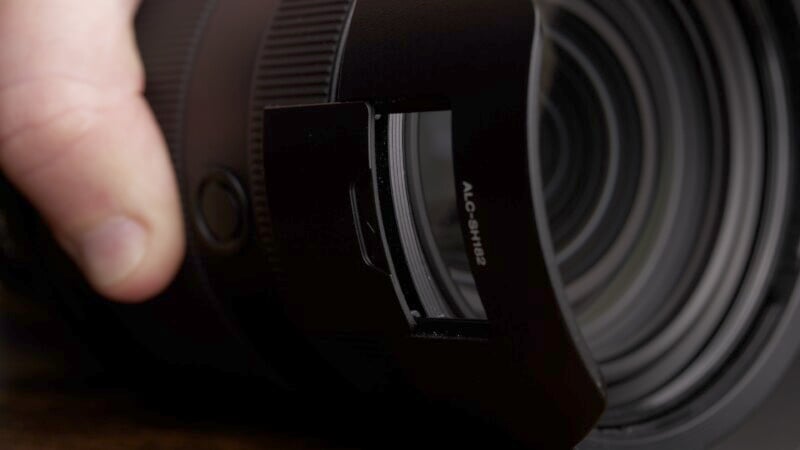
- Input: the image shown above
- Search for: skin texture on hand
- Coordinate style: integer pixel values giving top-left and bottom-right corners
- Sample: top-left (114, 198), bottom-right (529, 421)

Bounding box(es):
top-left (0, 0), bottom-right (185, 302)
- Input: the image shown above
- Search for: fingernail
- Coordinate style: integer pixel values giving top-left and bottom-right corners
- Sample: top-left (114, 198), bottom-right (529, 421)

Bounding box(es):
top-left (78, 216), bottom-right (147, 288)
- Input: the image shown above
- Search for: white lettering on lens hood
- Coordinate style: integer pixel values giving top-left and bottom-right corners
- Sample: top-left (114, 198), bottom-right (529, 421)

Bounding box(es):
top-left (462, 181), bottom-right (487, 267)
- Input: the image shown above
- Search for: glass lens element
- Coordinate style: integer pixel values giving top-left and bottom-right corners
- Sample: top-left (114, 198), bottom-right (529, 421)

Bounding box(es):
top-left (405, 111), bottom-right (486, 319)
top-left (406, 1), bottom-right (794, 434)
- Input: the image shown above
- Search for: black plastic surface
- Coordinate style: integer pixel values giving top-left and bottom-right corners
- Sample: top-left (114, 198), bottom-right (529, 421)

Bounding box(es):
top-left (262, 102), bottom-right (406, 336)
top-left (334, 0), bottom-right (606, 445)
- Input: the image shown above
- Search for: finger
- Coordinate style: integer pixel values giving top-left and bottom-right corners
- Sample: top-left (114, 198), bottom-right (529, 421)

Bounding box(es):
top-left (0, 0), bottom-right (185, 302)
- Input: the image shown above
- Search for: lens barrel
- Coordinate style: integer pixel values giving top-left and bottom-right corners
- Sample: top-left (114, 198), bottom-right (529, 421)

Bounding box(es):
top-left (0, 0), bottom-right (798, 449)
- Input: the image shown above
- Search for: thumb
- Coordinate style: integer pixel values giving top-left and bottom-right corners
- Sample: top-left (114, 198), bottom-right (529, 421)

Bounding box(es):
top-left (0, 0), bottom-right (185, 302)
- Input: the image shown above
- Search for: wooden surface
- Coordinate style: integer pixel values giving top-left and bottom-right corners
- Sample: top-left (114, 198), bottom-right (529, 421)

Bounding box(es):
top-left (0, 288), bottom-right (349, 450)
top-left (0, 388), bottom-right (332, 450)
top-left (0, 285), bottom-right (502, 450)
top-left (4, 279), bottom-right (800, 449)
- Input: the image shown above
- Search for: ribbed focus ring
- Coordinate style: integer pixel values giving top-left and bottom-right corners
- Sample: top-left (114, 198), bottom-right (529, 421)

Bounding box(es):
top-left (136, 0), bottom-right (217, 169)
top-left (247, 0), bottom-right (355, 256)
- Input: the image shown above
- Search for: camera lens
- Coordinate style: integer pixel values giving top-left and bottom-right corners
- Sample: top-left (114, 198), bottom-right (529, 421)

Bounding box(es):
top-left (540, 1), bottom-right (797, 430)
top-left (397, 0), bottom-right (800, 439)
top-left (2, 0), bottom-right (793, 448)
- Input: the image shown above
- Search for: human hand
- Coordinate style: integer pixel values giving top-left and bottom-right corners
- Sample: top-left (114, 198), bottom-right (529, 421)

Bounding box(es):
top-left (0, 0), bottom-right (184, 302)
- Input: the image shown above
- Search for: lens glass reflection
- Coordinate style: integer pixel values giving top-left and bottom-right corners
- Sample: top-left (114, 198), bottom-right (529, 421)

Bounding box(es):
top-left (409, 0), bottom-right (790, 429)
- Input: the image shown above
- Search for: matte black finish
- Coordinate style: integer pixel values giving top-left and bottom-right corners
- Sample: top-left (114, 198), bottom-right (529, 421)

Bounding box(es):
top-left (261, 103), bottom-right (407, 392)
top-left (139, 0), bottom-right (607, 446)
top-left (336, 0), bottom-right (605, 443)
top-left (126, 0), bottom-right (282, 381)
top-left (259, 97), bottom-right (606, 446)
top-left (261, 103), bottom-right (406, 338)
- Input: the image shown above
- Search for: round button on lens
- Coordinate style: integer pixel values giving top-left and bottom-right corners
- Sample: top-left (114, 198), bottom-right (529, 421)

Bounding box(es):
top-left (197, 171), bottom-right (246, 248)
